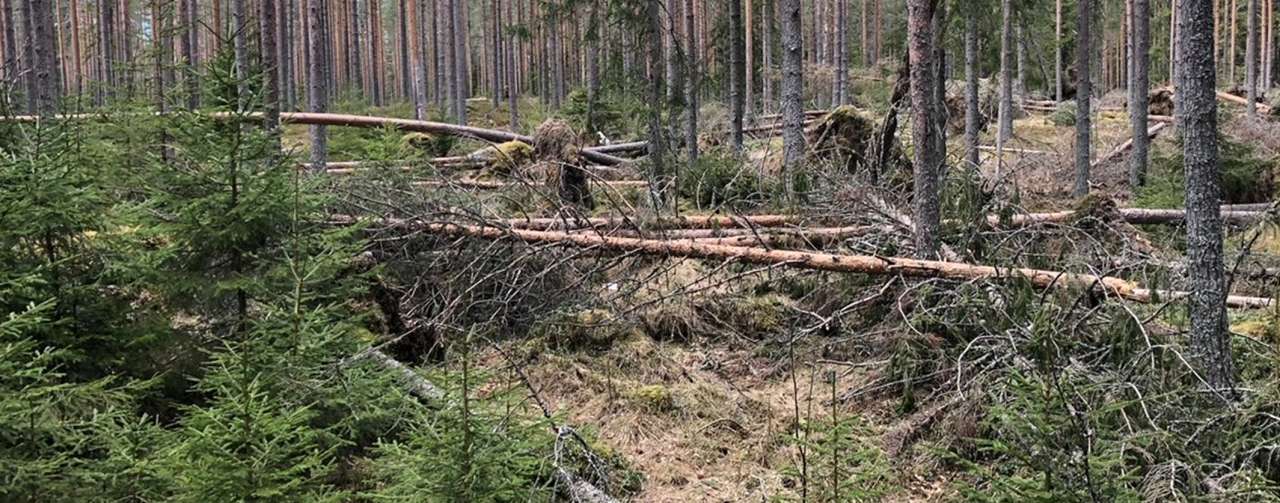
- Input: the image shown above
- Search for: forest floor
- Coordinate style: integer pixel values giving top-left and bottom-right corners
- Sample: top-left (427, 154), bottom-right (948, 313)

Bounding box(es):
top-left (294, 91), bottom-right (1279, 501)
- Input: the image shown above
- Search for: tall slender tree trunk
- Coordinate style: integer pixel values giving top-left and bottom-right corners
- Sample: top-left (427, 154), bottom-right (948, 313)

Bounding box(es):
top-left (506, 0), bottom-right (518, 129)
top-left (780, 0), bottom-right (804, 186)
top-left (909, 0), bottom-right (941, 258)
top-left (1, 0), bottom-right (16, 86)
top-left (763, 0), bottom-right (774, 113)
top-left (998, 0), bottom-right (1014, 145)
top-left (646, 0), bottom-right (668, 209)
top-left (964, 7), bottom-right (980, 167)
top-left (1180, 0), bottom-right (1236, 397)
top-left (586, 0), bottom-right (600, 135)
top-left (1246, 0), bottom-right (1259, 117)
top-left (30, 0), bottom-right (60, 114)
top-left (1075, 0), bottom-right (1093, 197)
top-left (746, 0), bottom-right (754, 117)
top-left (261, 0), bottom-right (280, 133)
top-left (1130, 0), bottom-right (1151, 187)
top-left (685, 0), bottom-right (698, 162)
top-left (730, 0), bottom-right (745, 151)
top-left (280, 0), bottom-right (294, 110)
top-left (308, 0), bottom-right (328, 170)
top-left (70, 0), bottom-right (83, 95)
top-left (1056, 0), bottom-right (1063, 100)
top-left (231, 0), bottom-right (249, 109)
top-left (452, 0), bottom-right (467, 123)
top-left (834, 0), bottom-right (849, 105)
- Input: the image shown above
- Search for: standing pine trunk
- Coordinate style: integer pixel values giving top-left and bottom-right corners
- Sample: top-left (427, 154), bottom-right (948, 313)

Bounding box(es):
top-left (1129, 0), bottom-right (1151, 187)
top-left (585, 0), bottom-right (601, 135)
top-left (997, 0), bottom-right (1014, 145)
top-left (779, 0), bottom-right (804, 188)
top-left (29, 0), bottom-right (61, 114)
top-left (452, 0), bottom-right (467, 123)
top-left (261, 0), bottom-right (280, 132)
top-left (964, 7), bottom-right (980, 167)
top-left (0, 0), bottom-right (15, 84)
top-left (307, 0), bottom-right (328, 170)
top-left (908, 0), bottom-right (941, 258)
top-left (231, 0), bottom-right (249, 109)
top-left (835, 0), bottom-right (849, 105)
top-left (1179, 0), bottom-right (1236, 396)
top-left (1055, 0), bottom-right (1063, 101)
top-left (685, 0), bottom-right (698, 163)
top-left (505, 0), bottom-right (518, 129)
top-left (646, 0), bottom-right (668, 209)
top-left (730, 0), bottom-right (745, 152)
top-left (763, 0), bottom-right (774, 113)
top-left (1074, 0), bottom-right (1093, 197)
top-left (1245, 0), bottom-right (1259, 118)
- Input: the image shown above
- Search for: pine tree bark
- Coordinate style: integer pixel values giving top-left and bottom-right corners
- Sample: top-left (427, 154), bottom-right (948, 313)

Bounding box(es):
top-left (1129, 0), bottom-right (1151, 187)
top-left (1246, 0), bottom-right (1259, 117)
top-left (746, 0), bottom-right (754, 116)
top-left (307, 0), bottom-right (328, 170)
top-left (280, 0), bottom-right (294, 110)
top-left (763, 0), bottom-right (774, 113)
top-left (730, 0), bottom-right (745, 152)
top-left (780, 0), bottom-right (804, 184)
top-left (1056, 0), bottom-right (1063, 100)
top-left (1074, 0), bottom-right (1093, 197)
top-left (685, 0), bottom-right (698, 162)
top-left (0, 0), bottom-right (15, 86)
top-left (586, 0), bottom-right (600, 135)
top-left (908, 0), bottom-right (941, 258)
top-left (261, 0), bottom-right (281, 132)
top-left (452, 0), bottom-right (467, 123)
top-left (505, 0), bottom-right (518, 129)
top-left (19, 0), bottom-right (34, 112)
top-left (964, 8), bottom-right (980, 167)
top-left (231, 0), bottom-right (249, 109)
top-left (646, 0), bottom-right (668, 208)
top-left (1180, 0), bottom-right (1237, 397)
top-left (998, 0), bottom-right (1014, 144)
top-left (30, 0), bottom-right (60, 114)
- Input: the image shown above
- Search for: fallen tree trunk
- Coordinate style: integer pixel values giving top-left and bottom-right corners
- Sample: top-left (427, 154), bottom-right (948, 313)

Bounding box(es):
top-left (398, 220), bottom-right (1273, 309)
top-left (1090, 122), bottom-right (1169, 169)
top-left (274, 112), bottom-right (629, 166)
top-left (503, 214), bottom-right (806, 231)
top-left (1217, 90), bottom-right (1275, 115)
top-left (993, 207), bottom-right (1271, 226)
top-left (977, 145), bottom-right (1049, 155)
top-left (412, 180), bottom-right (650, 191)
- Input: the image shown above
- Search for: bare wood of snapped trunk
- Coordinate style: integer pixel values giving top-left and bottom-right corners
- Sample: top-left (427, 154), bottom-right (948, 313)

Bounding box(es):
top-left (1180, 0), bottom-right (1237, 397)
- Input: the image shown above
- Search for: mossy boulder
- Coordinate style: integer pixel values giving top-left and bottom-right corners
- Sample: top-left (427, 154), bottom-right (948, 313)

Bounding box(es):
top-left (401, 132), bottom-right (455, 157)
top-left (628, 385), bottom-right (676, 412)
top-left (468, 140), bottom-right (534, 175)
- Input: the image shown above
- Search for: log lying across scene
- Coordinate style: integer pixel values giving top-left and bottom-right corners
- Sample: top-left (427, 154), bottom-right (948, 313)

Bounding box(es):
top-left (380, 219), bottom-right (1273, 309)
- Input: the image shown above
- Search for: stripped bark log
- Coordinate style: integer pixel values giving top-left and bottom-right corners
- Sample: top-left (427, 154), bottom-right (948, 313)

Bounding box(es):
top-left (392, 220), bottom-right (1273, 309)
top-left (993, 207), bottom-right (1271, 226)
